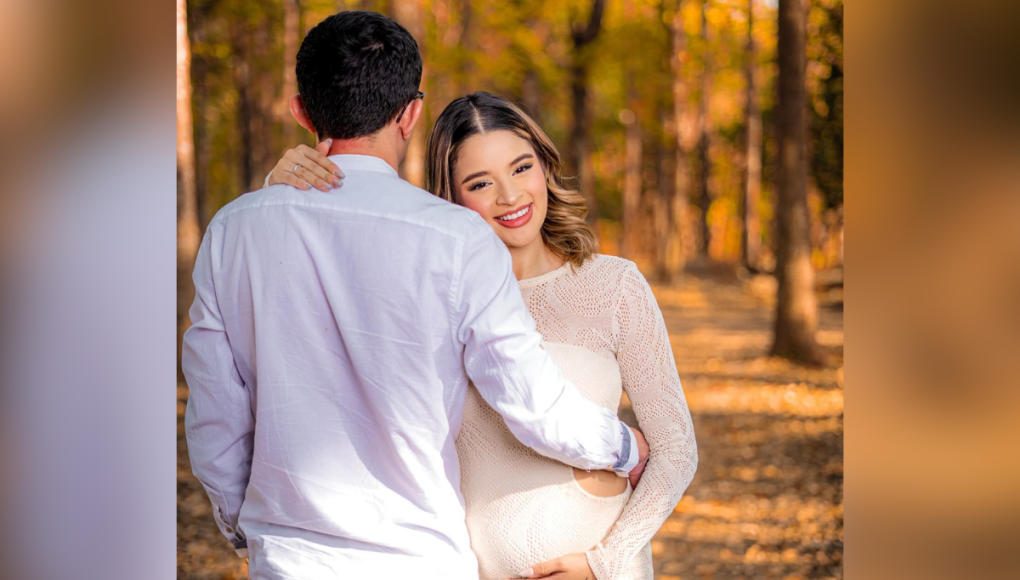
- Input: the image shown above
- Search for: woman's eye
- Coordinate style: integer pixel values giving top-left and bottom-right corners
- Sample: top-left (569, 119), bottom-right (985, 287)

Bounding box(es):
top-left (468, 181), bottom-right (490, 191)
top-left (513, 163), bottom-right (533, 175)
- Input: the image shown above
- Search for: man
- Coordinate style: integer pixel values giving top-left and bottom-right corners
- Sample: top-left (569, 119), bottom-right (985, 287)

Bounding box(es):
top-left (183, 11), bottom-right (646, 579)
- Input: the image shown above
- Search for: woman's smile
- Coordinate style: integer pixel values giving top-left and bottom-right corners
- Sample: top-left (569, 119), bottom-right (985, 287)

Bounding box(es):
top-left (493, 203), bottom-right (533, 228)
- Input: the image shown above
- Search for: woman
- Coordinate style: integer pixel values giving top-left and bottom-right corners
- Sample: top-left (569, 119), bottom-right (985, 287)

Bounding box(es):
top-left (266, 92), bottom-right (697, 580)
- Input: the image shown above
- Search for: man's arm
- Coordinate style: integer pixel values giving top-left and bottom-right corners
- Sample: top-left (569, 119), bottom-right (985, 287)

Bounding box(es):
top-left (453, 219), bottom-right (641, 474)
top-left (182, 227), bottom-right (255, 558)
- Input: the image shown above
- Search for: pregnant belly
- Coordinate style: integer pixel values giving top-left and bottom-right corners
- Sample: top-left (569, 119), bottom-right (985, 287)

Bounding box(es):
top-left (463, 466), bottom-right (631, 580)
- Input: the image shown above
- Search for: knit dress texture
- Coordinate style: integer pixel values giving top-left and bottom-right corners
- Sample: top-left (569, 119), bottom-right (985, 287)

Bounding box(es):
top-left (455, 255), bottom-right (698, 580)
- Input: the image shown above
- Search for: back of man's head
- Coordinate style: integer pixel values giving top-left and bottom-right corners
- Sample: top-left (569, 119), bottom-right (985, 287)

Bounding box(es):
top-left (296, 11), bottom-right (422, 141)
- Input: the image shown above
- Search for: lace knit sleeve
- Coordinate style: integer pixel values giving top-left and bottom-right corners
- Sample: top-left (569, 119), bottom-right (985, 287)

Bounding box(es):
top-left (585, 263), bottom-right (698, 580)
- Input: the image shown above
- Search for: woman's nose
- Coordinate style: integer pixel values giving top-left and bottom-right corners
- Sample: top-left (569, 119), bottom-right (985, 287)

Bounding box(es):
top-left (497, 187), bottom-right (521, 206)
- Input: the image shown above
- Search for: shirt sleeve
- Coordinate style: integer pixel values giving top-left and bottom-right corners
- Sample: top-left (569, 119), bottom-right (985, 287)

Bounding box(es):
top-left (453, 220), bottom-right (632, 472)
top-left (585, 263), bottom-right (699, 580)
top-left (182, 225), bottom-right (255, 558)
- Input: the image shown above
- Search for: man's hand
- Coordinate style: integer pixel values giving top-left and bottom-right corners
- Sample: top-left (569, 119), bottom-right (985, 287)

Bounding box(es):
top-left (628, 426), bottom-right (649, 489)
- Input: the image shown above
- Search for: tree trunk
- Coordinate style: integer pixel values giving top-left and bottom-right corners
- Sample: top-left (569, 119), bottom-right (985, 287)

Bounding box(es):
top-left (256, 17), bottom-right (277, 186)
top-left (233, 18), bottom-right (255, 191)
top-left (188, 4), bottom-right (209, 231)
top-left (521, 67), bottom-right (541, 126)
top-left (621, 92), bottom-right (641, 259)
top-left (568, 0), bottom-right (606, 225)
top-left (653, 108), bottom-right (674, 280)
top-left (621, 1), bottom-right (643, 260)
top-left (772, 0), bottom-right (825, 364)
top-left (521, 16), bottom-right (551, 128)
top-left (743, 0), bottom-right (762, 271)
top-left (662, 0), bottom-right (691, 280)
top-left (458, 0), bottom-right (473, 97)
top-left (652, 0), bottom-right (671, 280)
top-left (696, 0), bottom-right (712, 257)
top-left (391, 0), bottom-right (425, 187)
top-left (177, 0), bottom-right (200, 377)
top-left (282, 0), bottom-right (301, 145)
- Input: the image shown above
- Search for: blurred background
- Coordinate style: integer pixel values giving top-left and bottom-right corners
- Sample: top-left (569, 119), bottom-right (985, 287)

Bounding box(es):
top-left (177, 0), bottom-right (843, 275)
top-left (177, 1), bottom-right (844, 579)
top-left (0, 0), bottom-right (1014, 578)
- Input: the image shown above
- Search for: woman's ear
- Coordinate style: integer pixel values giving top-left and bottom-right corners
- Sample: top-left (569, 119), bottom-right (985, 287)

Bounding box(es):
top-left (289, 95), bottom-right (316, 135)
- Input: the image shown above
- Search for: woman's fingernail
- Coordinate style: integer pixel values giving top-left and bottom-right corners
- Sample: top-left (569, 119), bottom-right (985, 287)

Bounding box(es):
top-left (323, 183), bottom-right (333, 190)
top-left (325, 138), bottom-right (333, 145)
top-left (333, 179), bottom-right (343, 188)
top-left (334, 170), bottom-right (345, 178)
top-left (517, 569), bottom-right (534, 578)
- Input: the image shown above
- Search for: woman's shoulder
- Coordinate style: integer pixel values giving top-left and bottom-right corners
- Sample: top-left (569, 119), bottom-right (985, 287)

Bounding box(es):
top-left (576, 254), bottom-right (644, 286)
top-left (575, 255), bottom-right (656, 311)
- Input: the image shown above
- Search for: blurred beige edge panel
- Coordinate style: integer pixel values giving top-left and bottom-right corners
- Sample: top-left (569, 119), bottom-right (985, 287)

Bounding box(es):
top-left (849, 0), bottom-right (1020, 579)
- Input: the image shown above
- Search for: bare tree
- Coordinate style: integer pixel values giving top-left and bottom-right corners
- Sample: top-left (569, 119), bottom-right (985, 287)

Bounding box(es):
top-left (231, 16), bottom-right (255, 190)
top-left (621, 102), bottom-right (642, 259)
top-left (743, 0), bottom-right (762, 271)
top-left (520, 12), bottom-right (551, 125)
top-left (772, 0), bottom-right (825, 364)
top-left (188, 2), bottom-right (211, 230)
top-left (177, 0), bottom-right (200, 374)
top-left (652, 0), bottom-right (675, 279)
top-left (390, 0), bottom-right (426, 187)
top-left (458, 0), bottom-right (473, 97)
top-left (696, 0), bottom-right (713, 256)
top-left (521, 67), bottom-right (542, 125)
top-left (653, 106), bottom-right (673, 280)
top-left (657, 0), bottom-right (692, 281)
top-left (282, 0), bottom-right (301, 145)
top-left (568, 0), bottom-right (606, 225)
top-left (619, 0), bottom-right (643, 260)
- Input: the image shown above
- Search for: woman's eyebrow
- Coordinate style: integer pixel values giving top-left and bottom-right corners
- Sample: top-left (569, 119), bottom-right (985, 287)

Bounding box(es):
top-left (461, 170), bottom-right (488, 184)
top-left (509, 153), bottom-right (534, 166)
top-left (461, 154), bottom-right (535, 185)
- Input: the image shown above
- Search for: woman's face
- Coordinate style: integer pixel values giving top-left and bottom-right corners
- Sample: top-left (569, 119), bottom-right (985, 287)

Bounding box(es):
top-left (452, 130), bottom-right (548, 250)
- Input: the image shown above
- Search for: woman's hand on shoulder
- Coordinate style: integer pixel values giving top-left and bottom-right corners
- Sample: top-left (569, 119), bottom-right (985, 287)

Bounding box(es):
top-left (267, 139), bottom-right (344, 192)
top-left (510, 552), bottom-right (596, 580)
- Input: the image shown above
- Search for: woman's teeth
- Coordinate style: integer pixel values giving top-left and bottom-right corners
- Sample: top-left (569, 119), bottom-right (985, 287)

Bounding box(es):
top-left (496, 205), bottom-right (531, 221)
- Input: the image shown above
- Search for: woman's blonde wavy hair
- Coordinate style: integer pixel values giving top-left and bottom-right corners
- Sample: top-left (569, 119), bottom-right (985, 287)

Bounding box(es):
top-left (424, 92), bottom-right (598, 268)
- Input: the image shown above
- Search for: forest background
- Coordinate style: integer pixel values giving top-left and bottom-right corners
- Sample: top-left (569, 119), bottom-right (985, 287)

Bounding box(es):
top-left (176, 0), bottom-right (844, 578)
top-left (176, 0), bottom-right (844, 364)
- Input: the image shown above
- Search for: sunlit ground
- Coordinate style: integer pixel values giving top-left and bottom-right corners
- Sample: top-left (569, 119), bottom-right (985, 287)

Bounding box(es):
top-left (636, 264), bottom-right (844, 580)
top-left (177, 265), bottom-right (844, 580)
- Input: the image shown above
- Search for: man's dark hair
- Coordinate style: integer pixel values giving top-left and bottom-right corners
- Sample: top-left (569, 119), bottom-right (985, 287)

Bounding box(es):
top-left (296, 11), bottom-right (422, 140)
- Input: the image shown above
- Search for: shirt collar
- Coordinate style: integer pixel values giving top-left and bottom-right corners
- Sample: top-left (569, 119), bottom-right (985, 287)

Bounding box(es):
top-left (327, 154), bottom-right (399, 177)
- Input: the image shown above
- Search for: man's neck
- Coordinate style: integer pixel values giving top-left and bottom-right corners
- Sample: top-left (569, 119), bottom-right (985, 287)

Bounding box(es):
top-left (325, 137), bottom-right (400, 173)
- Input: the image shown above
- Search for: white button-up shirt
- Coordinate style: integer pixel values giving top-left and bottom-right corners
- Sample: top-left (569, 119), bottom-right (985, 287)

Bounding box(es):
top-left (183, 155), bottom-right (637, 580)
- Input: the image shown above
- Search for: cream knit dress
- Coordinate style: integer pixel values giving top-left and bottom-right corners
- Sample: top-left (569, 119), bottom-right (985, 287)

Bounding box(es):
top-left (455, 255), bottom-right (698, 580)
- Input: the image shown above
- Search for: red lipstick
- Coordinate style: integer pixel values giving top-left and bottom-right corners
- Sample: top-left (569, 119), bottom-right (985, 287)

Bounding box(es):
top-left (493, 203), bottom-right (534, 229)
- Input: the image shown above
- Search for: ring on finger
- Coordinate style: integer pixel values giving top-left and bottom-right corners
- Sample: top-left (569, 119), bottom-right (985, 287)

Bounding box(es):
top-left (293, 163), bottom-right (302, 173)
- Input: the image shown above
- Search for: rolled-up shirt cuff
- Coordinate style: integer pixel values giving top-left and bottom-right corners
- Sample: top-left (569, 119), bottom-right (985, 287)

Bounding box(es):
top-left (611, 423), bottom-right (640, 473)
top-left (233, 537), bottom-right (248, 559)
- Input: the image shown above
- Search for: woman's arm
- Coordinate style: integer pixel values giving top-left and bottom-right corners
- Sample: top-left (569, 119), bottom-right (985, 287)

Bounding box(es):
top-left (583, 262), bottom-right (699, 580)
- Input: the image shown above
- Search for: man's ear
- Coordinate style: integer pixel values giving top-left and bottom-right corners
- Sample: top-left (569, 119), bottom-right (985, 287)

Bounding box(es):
top-left (397, 99), bottom-right (424, 140)
top-left (289, 95), bottom-right (316, 135)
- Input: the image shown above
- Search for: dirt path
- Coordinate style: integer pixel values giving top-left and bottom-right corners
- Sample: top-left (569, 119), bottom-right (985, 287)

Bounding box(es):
top-left (177, 268), bottom-right (843, 580)
top-left (639, 267), bottom-right (843, 580)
